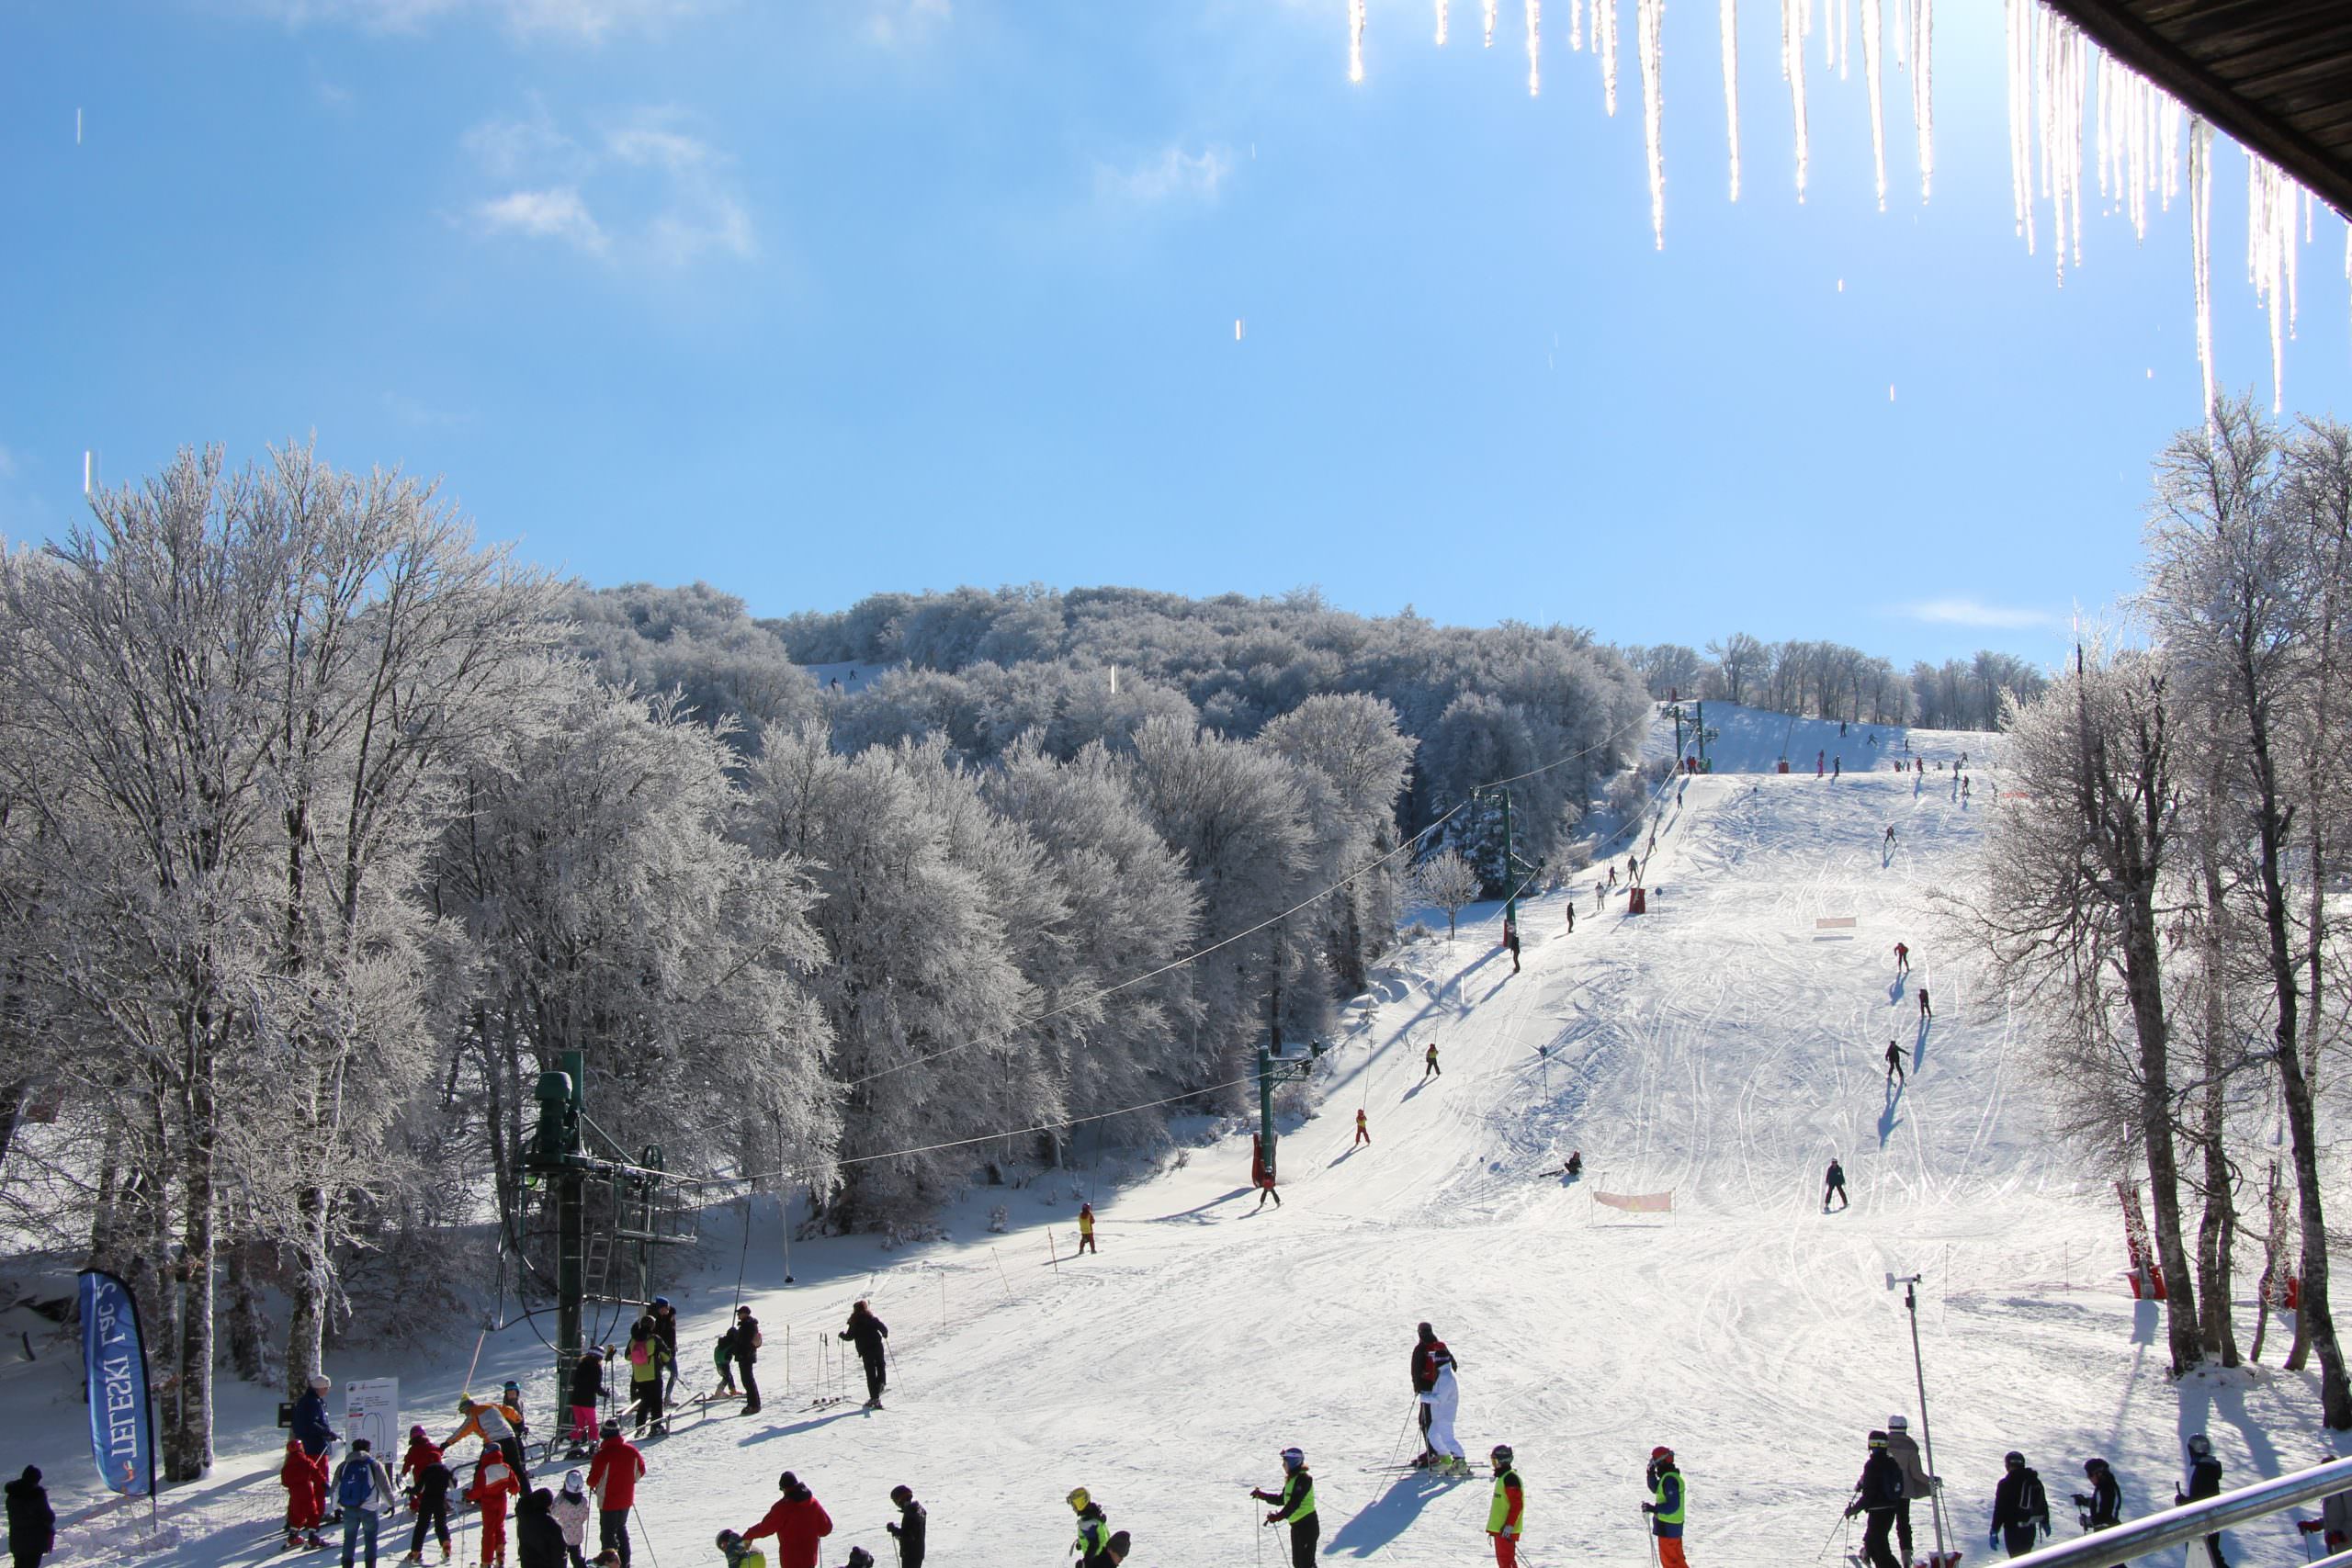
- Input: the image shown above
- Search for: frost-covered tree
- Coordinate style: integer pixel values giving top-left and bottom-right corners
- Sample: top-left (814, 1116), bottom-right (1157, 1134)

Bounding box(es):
top-left (1257, 694), bottom-right (1417, 992)
top-left (1413, 849), bottom-right (1482, 940)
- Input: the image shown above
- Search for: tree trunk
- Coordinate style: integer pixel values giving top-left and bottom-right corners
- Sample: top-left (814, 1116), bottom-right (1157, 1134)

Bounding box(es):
top-left (167, 1024), bottom-right (218, 1481)
top-left (2120, 903), bottom-right (2205, 1375)
top-left (283, 1184), bottom-right (331, 1398)
top-left (225, 1246), bottom-right (275, 1387)
top-left (2194, 845), bottom-right (2240, 1364)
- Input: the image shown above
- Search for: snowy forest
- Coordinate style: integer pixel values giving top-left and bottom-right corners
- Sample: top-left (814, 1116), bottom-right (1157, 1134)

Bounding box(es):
top-left (1623, 635), bottom-right (2050, 729)
top-left (1962, 396), bottom-right (2352, 1432)
top-left (0, 444), bottom-right (2064, 1478)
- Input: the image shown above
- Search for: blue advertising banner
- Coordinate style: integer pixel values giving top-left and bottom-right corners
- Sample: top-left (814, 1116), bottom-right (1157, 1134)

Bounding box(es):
top-left (77, 1269), bottom-right (156, 1496)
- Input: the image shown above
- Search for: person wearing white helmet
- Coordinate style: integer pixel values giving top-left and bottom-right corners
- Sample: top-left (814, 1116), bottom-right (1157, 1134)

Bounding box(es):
top-left (1250, 1448), bottom-right (1317, 1568)
top-left (1883, 1416), bottom-right (1935, 1562)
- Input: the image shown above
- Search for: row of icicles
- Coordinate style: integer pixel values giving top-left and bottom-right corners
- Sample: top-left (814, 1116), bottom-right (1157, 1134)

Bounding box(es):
top-left (1351, 0), bottom-right (2342, 414)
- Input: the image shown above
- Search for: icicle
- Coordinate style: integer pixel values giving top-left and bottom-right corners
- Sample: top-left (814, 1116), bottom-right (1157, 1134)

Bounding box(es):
top-left (1486, 0), bottom-right (1498, 45)
top-left (2190, 117), bottom-right (2214, 422)
top-left (1781, 0), bottom-right (1809, 200)
top-left (1572, 0), bottom-right (1584, 50)
top-left (2248, 155), bottom-right (2295, 410)
top-left (1640, 0), bottom-right (1665, 244)
top-left (1527, 0), bottom-right (1542, 95)
top-left (2004, 0), bottom-right (2033, 251)
top-left (1350, 0), bottom-right (1367, 82)
top-left (2160, 96), bottom-right (2180, 211)
top-left (1860, 0), bottom-right (1885, 209)
top-left (1597, 0), bottom-right (1618, 115)
top-left (1722, 0), bottom-right (1742, 200)
top-left (1912, 0), bottom-right (1931, 200)
top-left (1437, 0), bottom-right (1450, 44)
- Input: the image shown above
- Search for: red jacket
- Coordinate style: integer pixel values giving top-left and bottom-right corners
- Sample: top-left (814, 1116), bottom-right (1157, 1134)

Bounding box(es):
top-left (280, 1441), bottom-right (328, 1506)
top-left (467, 1452), bottom-right (520, 1514)
top-left (742, 1495), bottom-right (833, 1568)
top-left (400, 1436), bottom-right (444, 1486)
top-left (586, 1435), bottom-right (645, 1511)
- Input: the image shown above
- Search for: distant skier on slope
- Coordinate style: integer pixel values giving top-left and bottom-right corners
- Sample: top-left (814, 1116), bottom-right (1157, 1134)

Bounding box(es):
top-left (840, 1301), bottom-right (889, 1410)
top-left (1644, 1447), bottom-right (1688, 1568)
top-left (1563, 1151), bottom-right (1581, 1179)
top-left (1884, 826), bottom-right (1897, 852)
top-left (1411, 1324), bottom-right (1466, 1470)
top-left (1918, 987), bottom-right (1932, 1021)
top-left (1252, 1138), bottom-right (1282, 1209)
top-left (1422, 1043), bottom-right (1442, 1081)
top-left (1884, 1041), bottom-right (1905, 1086)
top-left (1846, 1431), bottom-right (1905, 1568)
top-left (1077, 1201), bottom-right (1097, 1254)
top-left (1893, 942), bottom-right (1909, 974)
top-left (1989, 1450), bottom-right (2051, 1558)
top-left (1565, 900), bottom-right (1575, 933)
top-left (1354, 1109), bottom-right (1370, 1147)
top-left (1824, 1159), bottom-right (1849, 1212)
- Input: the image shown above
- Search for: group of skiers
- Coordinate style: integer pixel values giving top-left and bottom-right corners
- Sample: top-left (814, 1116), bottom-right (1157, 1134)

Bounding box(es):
top-left (1847, 1423), bottom-right (2260, 1567)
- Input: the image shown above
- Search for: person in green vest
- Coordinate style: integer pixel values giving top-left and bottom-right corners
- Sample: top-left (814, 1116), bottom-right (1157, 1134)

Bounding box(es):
top-left (1067, 1487), bottom-right (1112, 1568)
top-left (715, 1529), bottom-right (767, 1568)
top-left (1251, 1448), bottom-right (1317, 1568)
top-left (1487, 1444), bottom-right (1524, 1567)
top-left (1645, 1446), bottom-right (1689, 1568)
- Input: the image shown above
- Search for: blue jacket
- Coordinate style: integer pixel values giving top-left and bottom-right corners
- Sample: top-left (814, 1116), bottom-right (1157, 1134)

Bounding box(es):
top-left (290, 1391), bottom-right (334, 1456)
top-left (1649, 1471), bottom-right (1685, 1540)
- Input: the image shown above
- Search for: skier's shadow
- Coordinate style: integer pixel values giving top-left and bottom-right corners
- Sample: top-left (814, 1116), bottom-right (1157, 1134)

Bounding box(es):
top-left (1329, 1145), bottom-right (1364, 1168)
top-left (1325, 1471), bottom-right (1464, 1556)
top-left (1889, 975), bottom-right (1907, 1004)
top-left (738, 1409), bottom-right (859, 1445)
top-left (1913, 1018), bottom-right (1930, 1066)
top-left (1878, 1081), bottom-right (1904, 1146)
top-left (1403, 1077), bottom-right (1436, 1101)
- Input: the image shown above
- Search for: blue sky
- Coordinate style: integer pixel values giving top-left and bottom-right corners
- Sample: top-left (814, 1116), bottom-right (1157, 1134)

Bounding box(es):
top-left (3, 0), bottom-right (2347, 671)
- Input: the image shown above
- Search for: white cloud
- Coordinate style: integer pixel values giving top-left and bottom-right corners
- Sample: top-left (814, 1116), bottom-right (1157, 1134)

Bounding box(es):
top-left (474, 186), bottom-right (609, 253)
top-left (865, 0), bottom-right (949, 48)
top-left (381, 392), bottom-right (472, 429)
top-left (461, 106), bottom-right (753, 266)
top-left (0, 446), bottom-right (17, 480)
top-left (1096, 144), bottom-right (1233, 206)
top-left (1899, 598), bottom-right (2061, 630)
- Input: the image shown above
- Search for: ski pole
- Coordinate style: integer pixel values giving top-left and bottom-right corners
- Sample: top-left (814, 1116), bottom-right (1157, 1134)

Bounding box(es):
top-left (632, 1503), bottom-right (661, 1568)
top-left (1645, 1509), bottom-right (1659, 1566)
top-left (1252, 1491), bottom-right (1264, 1568)
top-left (1816, 1509), bottom-right (1850, 1560)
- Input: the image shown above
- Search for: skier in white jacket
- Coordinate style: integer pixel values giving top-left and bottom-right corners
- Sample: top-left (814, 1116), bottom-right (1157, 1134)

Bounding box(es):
top-left (1410, 1324), bottom-right (1466, 1469)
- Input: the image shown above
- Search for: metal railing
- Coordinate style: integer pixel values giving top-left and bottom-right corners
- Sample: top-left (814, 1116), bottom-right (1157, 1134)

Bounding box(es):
top-left (1994, 1456), bottom-right (2352, 1568)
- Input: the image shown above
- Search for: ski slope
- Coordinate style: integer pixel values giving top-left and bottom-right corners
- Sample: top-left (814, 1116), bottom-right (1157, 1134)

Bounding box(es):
top-left (25, 705), bottom-right (2347, 1568)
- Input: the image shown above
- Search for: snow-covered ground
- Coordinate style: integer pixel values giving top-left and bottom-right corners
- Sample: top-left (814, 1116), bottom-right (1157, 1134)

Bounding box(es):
top-left (20, 705), bottom-right (2346, 1567)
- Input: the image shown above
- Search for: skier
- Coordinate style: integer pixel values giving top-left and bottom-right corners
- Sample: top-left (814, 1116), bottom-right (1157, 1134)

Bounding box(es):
top-left (401, 1432), bottom-right (457, 1565)
top-left (649, 1298), bottom-right (680, 1402)
top-left (1846, 1431), bottom-right (1905, 1568)
top-left (551, 1473), bottom-right (593, 1568)
top-left (1626, 855), bottom-right (1638, 885)
top-left (283, 1438), bottom-right (331, 1552)
top-left (1989, 1450), bottom-right (2051, 1559)
top-left (1423, 1043), bottom-right (1442, 1081)
top-left (713, 1320), bottom-right (741, 1401)
top-left (1067, 1488), bottom-right (1112, 1568)
top-left (840, 1301), bottom-right (889, 1410)
top-left (1486, 1444), bottom-right (1524, 1567)
top-left (1412, 1323), bottom-right (1466, 1471)
top-left (1962, 776), bottom-right (1973, 803)
top-left (1884, 826), bottom-right (1897, 852)
top-left (1607, 865), bottom-right (1618, 891)
top-left (467, 1444), bottom-right (522, 1568)
top-left (516, 1490), bottom-right (565, 1568)
top-left (624, 1321), bottom-right (670, 1438)
top-left (1918, 987), bottom-right (1932, 1021)
top-left (4, 1467), bottom-right (51, 1568)
top-left (1884, 1040), bottom-right (1905, 1086)
top-left (1893, 942), bottom-right (1909, 974)
top-left (1251, 1448), bottom-right (1318, 1568)
top-left (1077, 1201), bottom-right (1097, 1254)
top-left (2177, 1434), bottom-right (2227, 1568)
top-left (447, 1393), bottom-right (530, 1486)
top-left (2073, 1457), bottom-right (2123, 1544)
top-left (1885, 1416), bottom-right (1934, 1564)
top-left (1565, 900), bottom-right (1575, 934)
top-left (294, 1373), bottom-right (339, 1461)
top-left (1643, 1447), bottom-right (1686, 1568)
top-left (732, 1306), bottom-right (763, 1416)
top-left (1354, 1109), bottom-right (1370, 1147)
top-left (1833, 756), bottom-right (1841, 779)
top-left (1817, 750), bottom-right (1825, 777)
top-left (567, 1350), bottom-right (606, 1450)
top-left (1252, 1137), bottom-right (1282, 1209)
top-left (1563, 1151), bottom-right (1581, 1179)
top-left (885, 1485), bottom-right (926, 1568)
top-left (1823, 1158), bottom-right (1849, 1212)
top-left (501, 1381), bottom-right (528, 1449)
top-left (333, 1438), bottom-right (399, 1568)
top-left (741, 1472), bottom-right (832, 1568)
top-left (1504, 919), bottom-right (1521, 974)
top-left (2301, 1470), bottom-right (2352, 1553)
top-left (714, 1533), bottom-right (765, 1568)
top-left (585, 1422), bottom-right (645, 1568)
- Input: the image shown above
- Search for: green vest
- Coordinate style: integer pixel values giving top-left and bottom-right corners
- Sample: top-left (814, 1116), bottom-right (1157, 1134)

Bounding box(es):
top-left (1274, 1473), bottom-right (1317, 1522)
top-left (1652, 1471), bottom-right (1686, 1526)
top-left (1487, 1470), bottom-right (1523, 1536)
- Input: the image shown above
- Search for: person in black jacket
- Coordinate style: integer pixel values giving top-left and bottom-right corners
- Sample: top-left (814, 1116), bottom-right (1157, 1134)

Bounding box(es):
top-left (516, 1487), bottom-right (567, 1568)
top-left (886, 1484), bottom-right (925, 1568)
top-left (732, 1307), bottom-right (763, 1416)
top-left (649, 1299), bottom-right (679, 1402)
top-left (6, 1465), bottom-right (54, 1568)
top-left (1250, 1448), bottom-right (1317, 1568)
top-left (567, 1349), bottom-right (607, 1453)
top-left (2177, 1434), bottom-right (2227, 1568)
top-left (1989, 1451), bottom-right (2051, 1559)
top-left (841, 1303), bottom-right (888, 1410)
top-left (1845, 1432), bottom-right (1905, 1568)
top-left (2074, 1456), bottom-right (2124, 1551)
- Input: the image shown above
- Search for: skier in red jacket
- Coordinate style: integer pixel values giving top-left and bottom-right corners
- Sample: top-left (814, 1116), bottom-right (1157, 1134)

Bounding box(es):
top-left (585, 1423), bottom-right (646, 1566)
top-left (466, 1445), bottom-right (522, 1567)
top-left (280, 1438), bottom-right (330, 1551)
top-left (741, 1472), bottom-right (832, 1568)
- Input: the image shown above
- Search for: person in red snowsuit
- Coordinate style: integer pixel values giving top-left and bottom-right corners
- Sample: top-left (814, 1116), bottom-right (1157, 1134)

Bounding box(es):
top-left (1354, 1109), bottom-right (1371, 1146)
top-left (281, 1438), bottom-right (330, 1548)
top-left (468, 1445), bottom-right (522, 1567)
top-left (741, 1472), bottom-right (832, 1568)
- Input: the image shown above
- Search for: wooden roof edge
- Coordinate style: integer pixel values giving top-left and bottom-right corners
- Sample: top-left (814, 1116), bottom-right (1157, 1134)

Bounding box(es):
top-left (2040, 0), bottom-right (2352, 220)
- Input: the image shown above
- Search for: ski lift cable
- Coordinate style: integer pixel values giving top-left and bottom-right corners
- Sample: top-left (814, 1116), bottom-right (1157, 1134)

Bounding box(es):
top-left (835, 705), bottom-right (1652, 1094)
top-left (678, 1069), bottom-right (1261, 1191)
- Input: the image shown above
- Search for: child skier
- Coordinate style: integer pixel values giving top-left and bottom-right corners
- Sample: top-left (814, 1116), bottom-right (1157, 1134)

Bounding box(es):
top-left (1077, 1202), bottom-right (1097, 1255)
top-left (282, 1438), bottom-right (330, 1551)
top-left (1824, 1158), bottom-right (1849, 1212)
top-left (1354, 1109), bottom-right (1370, 1146)
top-left (1643, 1447), bottom-right (1687, 1568)
top-left (1487, 1444), bottom-right (1524, 1566)
top-left (468, 1444), bottom-right (523, 1568)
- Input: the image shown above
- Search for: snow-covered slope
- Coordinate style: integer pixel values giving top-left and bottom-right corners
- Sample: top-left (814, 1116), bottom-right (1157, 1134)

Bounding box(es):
top-left (38, 708), bottom-right (2346, 1567)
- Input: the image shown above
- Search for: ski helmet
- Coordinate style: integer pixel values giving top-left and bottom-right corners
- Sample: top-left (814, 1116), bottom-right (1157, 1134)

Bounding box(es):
top-left (651, 1296), bottom-right (670, 1309)
top-left (846, 1551), bottom-right (875, 1568)
top-left (1887, 1416), bottom-right (1908, 1431)
top-left (1651, 1446), bottom-right (1674, 1461)
top-left (1867, 1431), bottom-right (1889, 1450)
top-left (1417, 1321), bottom-right (1434, 1340)
top-left (2084, 1459), bottom-right (2109, 1476)
top-left (2187, 1433), bottom-right (2211, 1456)
top-left (891, 1484), bottom-right (914, 1506)
top-left (1281, 1448), bottom-right (1305, 1473)
top-left (2004, 1452), bottom-right (2025, 1468)
top-left (1490, 1444), bottom-right (1513, 1466)
top-left (410, 1425), bottom-right (427, 1440)
top-left (1068, 1488), bottom-right (1091, 1512)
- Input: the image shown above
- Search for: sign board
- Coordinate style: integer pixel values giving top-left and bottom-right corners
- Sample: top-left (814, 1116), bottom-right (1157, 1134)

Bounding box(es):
top-left (1814, 917), bottom-right (1857, 929)
top-left (344, 1378), bottom-right (400, 1458)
